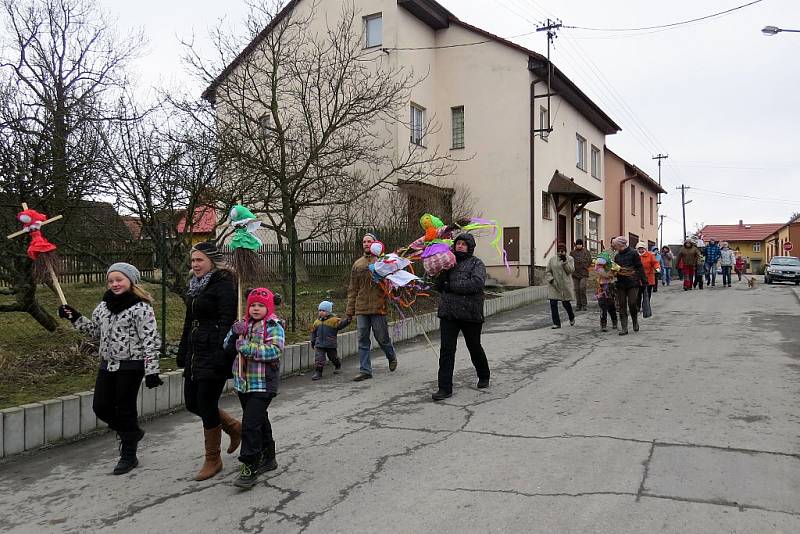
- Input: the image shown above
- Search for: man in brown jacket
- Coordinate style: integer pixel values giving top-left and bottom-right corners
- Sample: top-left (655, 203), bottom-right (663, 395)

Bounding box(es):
top-left (570, 239), bottom-right (593, 311)
top-left (346, 233), bottom-right (397, 381)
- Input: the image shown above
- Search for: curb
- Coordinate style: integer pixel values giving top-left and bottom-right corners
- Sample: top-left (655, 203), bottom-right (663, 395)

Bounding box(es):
top-left (0, 285), bottom-right (547, 459)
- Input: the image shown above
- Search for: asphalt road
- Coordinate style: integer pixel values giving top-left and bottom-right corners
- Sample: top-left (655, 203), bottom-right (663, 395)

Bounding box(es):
top-left (1, 279), bottom-right (798, 533)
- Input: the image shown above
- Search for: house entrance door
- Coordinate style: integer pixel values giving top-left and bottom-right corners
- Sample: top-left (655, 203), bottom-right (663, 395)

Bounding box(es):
top-left (558, 215), bottom-right (567, 246)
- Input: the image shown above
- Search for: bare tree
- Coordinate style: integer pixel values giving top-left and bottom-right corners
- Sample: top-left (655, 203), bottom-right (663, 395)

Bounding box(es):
top-left (0, 0), bottom-right (142, 330)
top-left (179, 0), bottom-right (458, 283)
top-left (100, 100), bottom-right (233, 296)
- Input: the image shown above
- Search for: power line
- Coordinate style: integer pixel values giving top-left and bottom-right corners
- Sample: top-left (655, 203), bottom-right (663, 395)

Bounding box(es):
top-left (381, 29), bottom-right (539, 51)
top-left (689, 187), bottom-right (800, 205)
top-left (564, 0), bottom-right (764, 32)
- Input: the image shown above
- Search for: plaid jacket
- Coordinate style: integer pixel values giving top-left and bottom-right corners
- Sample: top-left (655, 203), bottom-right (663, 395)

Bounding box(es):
top-left (225, 316), bottom-right (284, 394)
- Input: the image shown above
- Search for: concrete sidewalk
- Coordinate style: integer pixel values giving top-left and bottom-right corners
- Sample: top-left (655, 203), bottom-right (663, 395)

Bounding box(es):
top-left (1, 281), bottom-right (798, 533)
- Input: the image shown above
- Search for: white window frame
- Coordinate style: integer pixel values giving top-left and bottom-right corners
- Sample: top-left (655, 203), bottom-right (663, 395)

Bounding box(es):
top-left (576, 134), bottom-right (587, 171)
top-left (753, 242), bottom-right (761, 253)
top-left (410, 104), bottom-right (425, 146)
top-left (590, 145), bottom-right (601, 179)
top-left (539, 106), bottom-right (549, 141)
top-left (587, 212), bottom-right (600, 254)
top-left (542, 191), bottom-right (552, 220)
top-left (451, 106), bottom-right (464, 149)
top-left (364, 13), bottom-right (382, 49)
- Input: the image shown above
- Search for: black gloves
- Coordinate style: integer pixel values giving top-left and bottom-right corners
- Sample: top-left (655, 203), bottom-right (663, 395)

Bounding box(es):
top-left (145, 374), bottom-right (163, 389)
top-left (57, 304), bottom-right (81, 322)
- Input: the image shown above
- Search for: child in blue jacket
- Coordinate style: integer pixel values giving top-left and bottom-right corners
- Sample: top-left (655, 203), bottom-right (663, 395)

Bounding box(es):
top-left (309, 301), bottom-right (351, 380)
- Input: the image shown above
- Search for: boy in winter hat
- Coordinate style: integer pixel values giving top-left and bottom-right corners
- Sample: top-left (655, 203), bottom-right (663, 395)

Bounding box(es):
top-left (58, 262), bottom-right (162, 475)
top-left (224, 287), bottom-right (284, 489)
top-left (310, 300), bottom-right (351, 380)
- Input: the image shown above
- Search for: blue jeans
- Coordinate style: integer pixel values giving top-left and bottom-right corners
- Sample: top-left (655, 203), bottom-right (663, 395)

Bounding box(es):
top-left (357, 314), bottom-right (396, 375)
top-left (705, 263), bottom-right (717, 285)
top-left (661, 267), bottom-right (671, 285)
top-left (721, 266), bottom-right (732, 286)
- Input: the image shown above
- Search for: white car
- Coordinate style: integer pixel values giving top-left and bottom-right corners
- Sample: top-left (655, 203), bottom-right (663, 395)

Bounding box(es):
top-left (764, 256), bottom-right (800, 285)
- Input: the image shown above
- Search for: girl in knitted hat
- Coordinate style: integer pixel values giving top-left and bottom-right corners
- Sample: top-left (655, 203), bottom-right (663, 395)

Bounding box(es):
top-left (57, 263), bottom-right (162, 475)
top-left (224, 287), bottom-right (285, 489)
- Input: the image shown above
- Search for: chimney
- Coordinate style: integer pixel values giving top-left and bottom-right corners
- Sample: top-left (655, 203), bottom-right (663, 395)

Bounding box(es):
top-left (739, 220), bottom-right (743, 228)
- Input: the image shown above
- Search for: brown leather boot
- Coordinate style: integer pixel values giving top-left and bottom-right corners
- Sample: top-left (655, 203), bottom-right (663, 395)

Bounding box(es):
top-left (195, 426), bottom-right (223, 481)
top-left (218, 409), bottom-right (242, 454)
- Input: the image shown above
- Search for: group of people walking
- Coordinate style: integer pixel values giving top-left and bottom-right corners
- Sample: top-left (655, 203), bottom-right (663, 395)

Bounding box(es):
top-left (674, 238), bottom-right (740, 290)
top-left (545, 237), bottom-right (652, 335)
top-left (56, 230), bottom-right (492, 489)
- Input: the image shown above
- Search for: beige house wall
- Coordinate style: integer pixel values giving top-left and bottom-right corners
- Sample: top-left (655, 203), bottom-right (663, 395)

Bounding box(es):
top-left (211, 0), bottom-right (620, 285)
top-left (604, 149), bottom-right (659, 247)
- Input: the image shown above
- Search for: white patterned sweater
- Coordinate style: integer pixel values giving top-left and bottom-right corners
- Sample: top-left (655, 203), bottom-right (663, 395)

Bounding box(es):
top-left (74, 301), bottom-right (161, 375)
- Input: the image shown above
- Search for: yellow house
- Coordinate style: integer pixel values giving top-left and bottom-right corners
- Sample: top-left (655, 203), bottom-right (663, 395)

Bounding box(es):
top-left (764, 215), bottom-right (800, 264)
top-left (699, 221), bottom-right (784, 274)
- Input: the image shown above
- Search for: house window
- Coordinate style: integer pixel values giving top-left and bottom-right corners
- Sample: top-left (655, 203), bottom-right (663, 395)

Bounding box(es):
top-left (410, 104), bottom-right (425, 146)
top-left (258, 114), bottom-right (271, 137)
top-left (630, 184), bottom-right (636, 215)
top-left (451, 106), bottom-right (464, 149)
top-left (753, 242), bottom-right (761, 253)
top-left (542, 192), bottom-right (552, 220)
top-left (640, 191), bottom-right (645, 228)
top-left (576, 134), bottom-right (587, 171)
top-left (539, 106), bottom-right (549, 141)
top-left (364, 13), bottom-right (382, 48)
top-left (587, 212), bottom-right (600, 254)
top-left (649, 196), bottom-right (654, 225)
top-left (574, 210), bottom-right (584, 244)
top-left (590, 145), bottom-right (600, 179)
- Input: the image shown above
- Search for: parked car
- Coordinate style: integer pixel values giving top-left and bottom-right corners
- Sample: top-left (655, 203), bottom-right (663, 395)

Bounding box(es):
top-left (764, 256), bottom-right (800, 285)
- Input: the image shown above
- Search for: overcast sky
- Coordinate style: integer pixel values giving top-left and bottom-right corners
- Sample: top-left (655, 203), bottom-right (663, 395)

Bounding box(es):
top-left (101, 0), bottom-right (800, 244)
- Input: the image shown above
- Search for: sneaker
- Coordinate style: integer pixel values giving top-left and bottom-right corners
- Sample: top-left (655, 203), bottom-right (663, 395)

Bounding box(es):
top-left (333, 361), bottom-right (342, 374)
top-left (569, 319), bottom-right (575, 326)
top-left (312, 369), bottom-right (322, 381)
top-left (551, 325), bottom-right (561, 329)
top-left (612, 322), bottom-right (618, 330)
top-left (352, 373), bottom-right (372, 382)
top-left (476, 378), bottom-right (489, 389)
top-left (601, 326), bottom-right (608, 332)
top-left (234, 463), bottom-right (258, 489)
top-left (431, 389), bottom-right (452, 401)
top-left (388, 358), bottom-right (398, 372)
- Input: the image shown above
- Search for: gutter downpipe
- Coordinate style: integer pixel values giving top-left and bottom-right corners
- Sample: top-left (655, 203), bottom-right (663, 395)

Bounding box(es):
top-left (530, 80), bottom-right (540, 286)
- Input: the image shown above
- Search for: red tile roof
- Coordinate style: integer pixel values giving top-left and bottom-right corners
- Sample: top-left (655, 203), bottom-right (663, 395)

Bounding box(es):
top-left (699, 223), bottom-right (784, 242)
top-left (177, 206), bottom-right (217, 234)
top-left (121, 216), bottom-right (143, 240)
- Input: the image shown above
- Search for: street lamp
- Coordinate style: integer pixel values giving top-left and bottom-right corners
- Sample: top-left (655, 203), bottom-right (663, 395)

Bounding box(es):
top-left (762, 25), bottom-right (800, 35)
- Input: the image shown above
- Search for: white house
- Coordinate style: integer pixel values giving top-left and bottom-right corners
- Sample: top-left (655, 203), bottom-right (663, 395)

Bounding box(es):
top-left (204, 0), bottom-right (621, 285)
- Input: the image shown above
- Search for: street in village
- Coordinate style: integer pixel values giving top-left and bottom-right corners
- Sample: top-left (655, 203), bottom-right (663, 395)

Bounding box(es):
top-left (0, 280), bottom-right (798, 533)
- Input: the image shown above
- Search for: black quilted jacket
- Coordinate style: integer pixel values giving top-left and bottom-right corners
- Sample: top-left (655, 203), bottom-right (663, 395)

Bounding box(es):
top-left (436, 235), bottom-right (486, 323)
top-left (177, 270), bottom-right (237, 380)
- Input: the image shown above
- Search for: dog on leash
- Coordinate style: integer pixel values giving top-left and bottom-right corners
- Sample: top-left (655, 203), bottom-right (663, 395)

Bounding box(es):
top-left (747, 276), bottom-right (756, 288)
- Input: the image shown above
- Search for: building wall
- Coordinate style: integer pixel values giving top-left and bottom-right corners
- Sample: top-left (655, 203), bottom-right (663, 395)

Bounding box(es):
top-left (532, 87), bottom-right (607, 268)
top-left (603, 150), bottom-right (659, 248)
top-left (765, 222), bottom-right (800, 264)
top-left (728, 240), bottom-right (765, 274)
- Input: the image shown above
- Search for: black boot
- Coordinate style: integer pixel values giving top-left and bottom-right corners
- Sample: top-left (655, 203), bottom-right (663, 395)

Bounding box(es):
top-left (632, 315), bottom-right (640, 332)
top-left (258, 439), bottom-right (278, 474)
top-left (618, 317), bottom-right (628, 335)
top-left (113, 429), bottom-right (144, 475)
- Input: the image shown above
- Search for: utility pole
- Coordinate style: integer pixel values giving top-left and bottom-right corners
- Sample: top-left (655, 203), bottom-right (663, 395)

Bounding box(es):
top-left (536, 18), bottom-right (562, 134)
top-left (659, 214), bottom-right (665, 249)
top-left (678, 185), bottom-right (692, 242)
top-left (652, 153), bottom-right (668, 204)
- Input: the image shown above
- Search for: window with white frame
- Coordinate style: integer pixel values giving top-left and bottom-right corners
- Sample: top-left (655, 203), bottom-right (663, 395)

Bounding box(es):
top-left (542, 191), bottom-right (552, 220)
top-left (587, 212), bottom-right (600, 254)
top-left (574, 210), bottom-right (584, 244)
top-left (539, 106), bottom-right (549, 141)
top-left (364, 13), bottom-right (382, 48)
top-left (451, 106), bottom-right (464, 149)
top-left (753, 241), bottom-right (761, 252)
top-left (590, 145), bottom-right (601, 178)
top-left (576, 134), bottom-right (587, 171)
top-left (410, 104), bottom-right (425, 146)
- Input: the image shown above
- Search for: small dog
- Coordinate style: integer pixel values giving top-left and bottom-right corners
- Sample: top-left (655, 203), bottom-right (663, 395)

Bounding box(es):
top-left (747, 276), bottom-right (756, 288)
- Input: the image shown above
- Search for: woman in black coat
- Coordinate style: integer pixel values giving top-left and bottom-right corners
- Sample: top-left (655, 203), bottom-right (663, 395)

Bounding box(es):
top-left (177, 241), bottom-right (239, 481)
top-left (432, 233), bottom-right (490, 401)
